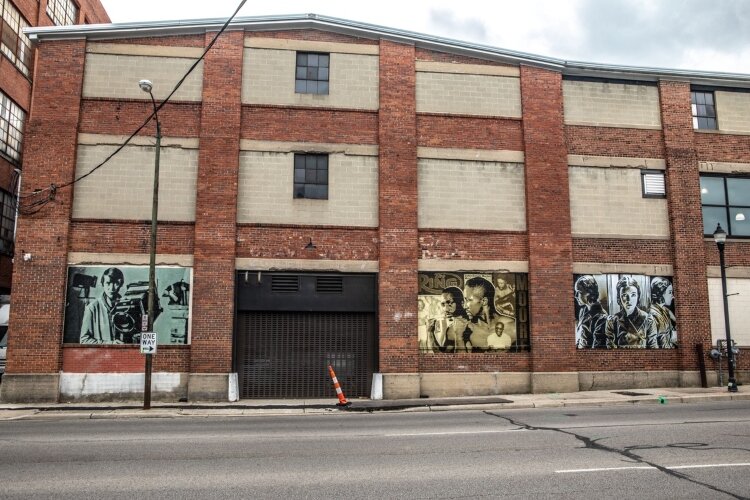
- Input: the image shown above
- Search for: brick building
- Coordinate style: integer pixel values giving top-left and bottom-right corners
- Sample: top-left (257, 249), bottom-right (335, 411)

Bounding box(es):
top-left (2, 14), bottom-right (749, 403)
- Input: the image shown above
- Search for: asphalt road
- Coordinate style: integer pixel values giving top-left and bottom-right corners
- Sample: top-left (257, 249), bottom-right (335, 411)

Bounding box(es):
top-left (0, 402), bottom-right (749, 499)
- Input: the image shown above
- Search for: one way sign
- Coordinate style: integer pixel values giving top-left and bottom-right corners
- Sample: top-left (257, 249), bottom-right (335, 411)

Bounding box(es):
top-left (140, 332), bottom-right (157, 355)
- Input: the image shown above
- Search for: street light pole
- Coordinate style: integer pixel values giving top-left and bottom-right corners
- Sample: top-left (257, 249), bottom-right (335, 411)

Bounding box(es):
top-left (713, 223), bottom-right (738, 393)
top-left (139, 79), bottom-right (161, 409)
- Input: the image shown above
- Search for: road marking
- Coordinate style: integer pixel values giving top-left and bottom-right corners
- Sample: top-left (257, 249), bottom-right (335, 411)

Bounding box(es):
top-left (384, 429), bottom-right (526, 437)
top-left (556, 463), bottom-right (750, 474)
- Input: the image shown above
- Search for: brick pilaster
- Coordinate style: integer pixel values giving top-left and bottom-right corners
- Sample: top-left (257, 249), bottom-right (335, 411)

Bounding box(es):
top-left (378, 40), bottom-right (419, 373)
top-left (658, 81), bottom-right (711, 371)
top-left (520, 66), bottom-right (576, 373)
top-left (6, 40), bottom-right (86, 375)
top-left (190, 31), bottom-right (244, 373)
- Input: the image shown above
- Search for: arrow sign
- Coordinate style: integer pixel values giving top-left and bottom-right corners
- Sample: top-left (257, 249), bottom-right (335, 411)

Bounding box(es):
top-left (140, 332), bottom-right (157, 355)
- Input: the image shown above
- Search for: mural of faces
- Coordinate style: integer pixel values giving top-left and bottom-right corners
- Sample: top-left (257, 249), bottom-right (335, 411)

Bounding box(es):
top-left (573, 274), bottom-right (677, 349)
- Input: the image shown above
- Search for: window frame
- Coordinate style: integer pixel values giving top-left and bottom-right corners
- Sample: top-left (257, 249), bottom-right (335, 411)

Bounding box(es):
top-left (691, 89), bottom-right (718, 130)
top-left (46, 0), bottom-right (79, 26)
top-left (294, 51), bottom-right (330, 95)
top-left (0, 0), bottom-right (33, 76)
top-left (641, 170), bottom-right (666, 198)
top-left (700, 174), bottom-right (750, 238)
top-left (0, 187), bottom-right (16, 257)
top-left (293, 153), bottom-right (329, 200)
top-left (0, 91), bottom-right (26, 164)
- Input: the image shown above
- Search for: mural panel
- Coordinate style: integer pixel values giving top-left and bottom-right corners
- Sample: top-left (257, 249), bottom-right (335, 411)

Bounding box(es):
top-left (574, 274), bottom-right (676, 349)
top-left (64, 265), bottom-right (192, 345)
top-left (418, 272), bottom-right (529, 353)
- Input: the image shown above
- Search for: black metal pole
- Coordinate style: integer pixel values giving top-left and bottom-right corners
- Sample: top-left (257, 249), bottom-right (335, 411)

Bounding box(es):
top-left (717, 237), bottom-right (738, 392)
top-left (145, 91), bottom-right (161, 410)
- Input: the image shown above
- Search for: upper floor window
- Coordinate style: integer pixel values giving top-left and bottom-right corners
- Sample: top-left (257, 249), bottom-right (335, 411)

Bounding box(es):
top-left (701, 175), bottom-right (750, 237)
top-left (46, 0), bottom-right (79, 26)
top-left (691, 90), bottom-right (717, 130)
top-left (294, 154), bottom-right (328, 200)
top-left (0, 91), bottom-right (25, 164)
top-left (0, 0), bottom-right (32, 76)
top-left (295, 52), bottom-right (329, 95)
top-left (0, 188), bottom-right (15, 256)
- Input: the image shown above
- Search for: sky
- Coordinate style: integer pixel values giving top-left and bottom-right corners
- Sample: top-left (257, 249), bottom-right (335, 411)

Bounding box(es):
top-left (98, 0), bottom-right (750, 75)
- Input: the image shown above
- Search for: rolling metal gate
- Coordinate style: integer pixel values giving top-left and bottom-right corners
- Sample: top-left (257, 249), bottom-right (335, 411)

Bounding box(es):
top-left (235, 272), bottom-right (377, 399)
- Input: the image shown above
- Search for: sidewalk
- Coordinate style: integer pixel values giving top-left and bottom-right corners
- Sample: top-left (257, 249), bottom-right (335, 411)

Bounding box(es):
top-left (0, 386), bottom-right (747, 420)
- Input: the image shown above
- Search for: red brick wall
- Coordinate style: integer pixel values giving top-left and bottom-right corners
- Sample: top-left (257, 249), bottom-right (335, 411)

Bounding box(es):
top-left (189, 30), bottom-right (244, 374)
top-left (236, 226), bottom-right (378, 260)
top-left (694, 132), bottom-right (750, 163)
top-left (420, 352), bottom-right (531, 372)
top-left (566, 125), bottom-right (665, 159)
top-left (659, 80), bottom-right (712, 370)
top-left (246, 30), bottom-right (378, 45)
top-left (79, 101), bottom-right (202, 137)
top-left (0, 57), bottom-right (31, 109)
top-left (69, 221), bottom-right (195, 254)
top-left (8, 40), bottom-right (87, 374)
top-left (520, 66), bottom-right (576, 373)
top-left (417, 115), bottom-right (524, 151)
top-left (572, 238), bottom-right (673, 264)
top-left (378, 40), bottom-right (419, 373)
top-left (62, 345), bottom-right (190, 372)
top-left (419, 231), bottom-right (527, 261)
top-left (241, 107), bottom-right (378, 144)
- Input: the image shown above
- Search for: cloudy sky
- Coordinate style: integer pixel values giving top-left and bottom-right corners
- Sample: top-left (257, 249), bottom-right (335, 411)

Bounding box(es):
top-left (99, 0), bottom-right (750, 74)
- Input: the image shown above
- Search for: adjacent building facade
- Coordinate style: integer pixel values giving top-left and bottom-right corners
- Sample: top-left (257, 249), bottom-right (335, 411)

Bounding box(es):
top-left (2, 14), bottom-right (749, 402)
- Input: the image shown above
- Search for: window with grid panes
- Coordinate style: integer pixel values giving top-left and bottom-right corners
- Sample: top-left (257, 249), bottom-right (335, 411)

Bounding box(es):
top-left (0, 188), bottom-right (14, 256)
top-left (700, 175), bottom-right (750, 237)
top-left (295, 52), bottom-right (329, 95)
top-left (294, 154), bottom-right (328, 199)
top-left (46, 0), bottom-right (79, 26)
top-left (0, 0), bottom-right (32, 76)
top-left (0, 91), bottom-right (25, 164)
top-left (691, 90), bottom-right (717, 130)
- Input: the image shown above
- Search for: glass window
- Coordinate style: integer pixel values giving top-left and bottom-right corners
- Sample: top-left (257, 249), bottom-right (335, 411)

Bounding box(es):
top-left (0, 0), bottom-right (32, 76)
top-left (0, 188), bottom-right (15, 256)
top-left (701, 175), bottom-right (750, 237)
top-left (0, 91), bottom-right (25, 164)
top-left (293, 154), bottom-right (328, 200)
top-left (46, 0), bottom-right (79, 26)
top-left (691, 90), bottom-right (717, 130)
top-left (295, 52), bottom-right (330, 95)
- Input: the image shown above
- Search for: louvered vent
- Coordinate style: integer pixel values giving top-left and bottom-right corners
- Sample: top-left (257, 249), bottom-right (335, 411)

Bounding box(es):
top-left (271, 275), bottom-right (300, 293)
top-left (316, 276), bottom-right (343, 294)
top-left (642, 171), bottom-right (666, 196)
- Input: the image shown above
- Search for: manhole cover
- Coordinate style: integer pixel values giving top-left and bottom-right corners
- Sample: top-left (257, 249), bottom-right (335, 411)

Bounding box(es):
top-left (613, 391), bottom-right (651, 397)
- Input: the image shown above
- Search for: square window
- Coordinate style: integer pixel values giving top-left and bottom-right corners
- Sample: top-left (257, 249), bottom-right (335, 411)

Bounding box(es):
top-left (293, 154), bottom-right (328, 200)
top-left (295, 51), bottom-right (330, 95)
top-left (701, 174), bottom-right (750, 237)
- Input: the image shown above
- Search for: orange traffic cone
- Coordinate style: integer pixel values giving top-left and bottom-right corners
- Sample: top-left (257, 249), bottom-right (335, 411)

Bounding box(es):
top-left (327, 364), bottom-right (351, 406)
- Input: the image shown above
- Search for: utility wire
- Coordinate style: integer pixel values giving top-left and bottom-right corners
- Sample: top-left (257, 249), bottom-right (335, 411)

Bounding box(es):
top-left (17, 0), bottom-right (248, 215)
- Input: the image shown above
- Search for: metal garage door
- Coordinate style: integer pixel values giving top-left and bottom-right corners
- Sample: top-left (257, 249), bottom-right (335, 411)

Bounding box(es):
top-left (234, 272), bottom-right (378, 399)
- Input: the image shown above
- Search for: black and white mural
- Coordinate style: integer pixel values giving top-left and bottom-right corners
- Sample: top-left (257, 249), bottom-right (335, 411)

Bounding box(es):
top-left (64, 266), bottom-right (192, 345)
top-left (418, 272), bottom-right (529, 353)
top-left (574, 274), bottom-right (677, 349)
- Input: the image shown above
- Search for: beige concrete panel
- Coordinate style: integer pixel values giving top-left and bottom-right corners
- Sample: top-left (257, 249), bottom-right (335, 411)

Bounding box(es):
top-left (569, 167), bottom-right (669, 238)
top-left (245, 37), bottom-right (379, 55)
top-left (578, 371), bottom-right (681, 391)
top-left (78, 133), bottom-right (199, 149)
top-left (419, 372), bottom-right (531, 397)
top-left (706, 265), bottom-right (750, 279)
top-left (240, 140), bottom-right (377, 156)
top-left (382, 373), bottom-right (421, 399)
top-left (708, 277), bottom-right (750, 346)
top-left (235, 259), bottom-right (378, 273)
top-left (568, 155), bottom-right (665, 170)
top-left (572, 262), bottom-right (673, 276)
top-left (418, 260), bottom-right (528, 272)
top-left (418, 159), bottom-right (525, 230)
top-left (82, 53), bottom-right (203, 101)
top-left (242, 48), bottom-right (379, 110)
top-left (72, 144), bottom-right (198, 221)
top-left (237, 151), bottom-right (378, 227)
top-left (699, 161), bottom-right (750, 174)
top-left (416, 72), bottom-right (521, 117)
top-left (415, 61), bottom-right (520, 77)
top-left (563, 80), bottom-right (662, 128)
top-left (532, 372), bottom-right (580, 393)
top-left (188, 373), bottom-right (230, 402)
top-left (86, 43), bottom-right (204, 58)
top-left (418, 147), bottom-right (524, 163)
top-left (0, 374), bottom-right (60, 403)
top-left (716, 90), bottom-right (750, 133)
top-left (68, 253), bottom-right (194, 266)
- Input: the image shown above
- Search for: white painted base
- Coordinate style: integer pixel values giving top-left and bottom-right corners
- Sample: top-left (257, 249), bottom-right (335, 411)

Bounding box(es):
top-left (59, 372), bottom-right (187, 401)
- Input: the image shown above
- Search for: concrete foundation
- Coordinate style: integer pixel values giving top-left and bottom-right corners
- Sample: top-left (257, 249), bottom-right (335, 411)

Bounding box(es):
top-left (578, 370), bottom-right (682, 391)
top-left (382, 373), bottom-right (420, 399)
top-left (187, 373), bottom-right (231, 401)
top-left (532, 372), bottom-right (580, 393)
top-left (58, 372), bottom-right (189, 402)
top-left (419, 372), bottom-right (531, 397)
top-left (0, 373), bottom-right (60, 403)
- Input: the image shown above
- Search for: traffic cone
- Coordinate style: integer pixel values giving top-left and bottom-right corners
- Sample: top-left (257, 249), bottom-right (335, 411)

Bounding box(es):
top-left (328, 364), bottom-right (351, 406)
